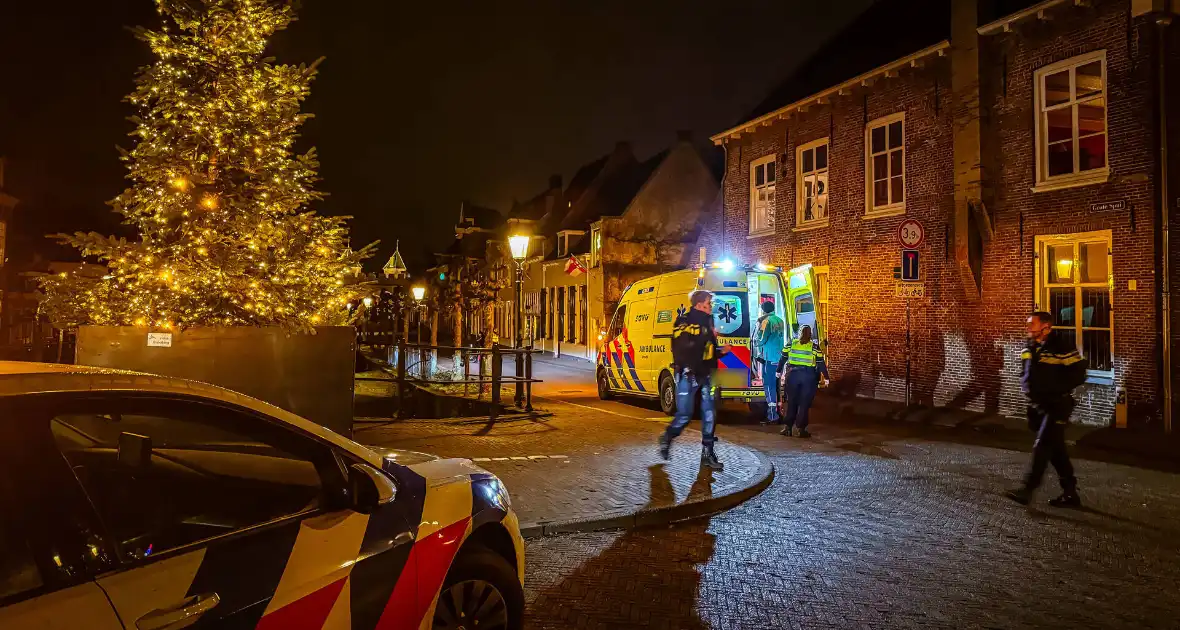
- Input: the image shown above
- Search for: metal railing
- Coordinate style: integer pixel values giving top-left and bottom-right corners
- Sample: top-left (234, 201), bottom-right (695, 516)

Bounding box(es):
top-left (382, 342), bottom-right (542, 419)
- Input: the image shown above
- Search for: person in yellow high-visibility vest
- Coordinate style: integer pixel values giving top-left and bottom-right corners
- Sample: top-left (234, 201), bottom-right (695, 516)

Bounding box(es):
top-left (780, 325), bottom-right (828, 437)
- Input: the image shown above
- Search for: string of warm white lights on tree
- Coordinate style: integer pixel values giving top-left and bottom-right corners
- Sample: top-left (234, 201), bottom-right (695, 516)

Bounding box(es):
top-left (40, 0), bottom-right (374, 332)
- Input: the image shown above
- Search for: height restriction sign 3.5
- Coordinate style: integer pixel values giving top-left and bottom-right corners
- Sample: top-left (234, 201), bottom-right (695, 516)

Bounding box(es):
top-left (897, 218), bottom-right (925, 249)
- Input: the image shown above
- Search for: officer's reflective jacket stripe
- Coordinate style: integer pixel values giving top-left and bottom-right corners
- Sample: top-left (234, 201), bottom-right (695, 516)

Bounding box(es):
top-left (1021, 331), bottom-right (1087, 404)
top-left (672, 309), bottom-right (718, 374)
top-left (787, 341), bottom-right (816, 367)
top-left (1021, 349), bottom-right (1085, 366)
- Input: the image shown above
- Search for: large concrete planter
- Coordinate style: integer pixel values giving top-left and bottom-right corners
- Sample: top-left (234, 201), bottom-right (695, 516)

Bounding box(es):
top-left (76, 326), bottom-right (356, 437)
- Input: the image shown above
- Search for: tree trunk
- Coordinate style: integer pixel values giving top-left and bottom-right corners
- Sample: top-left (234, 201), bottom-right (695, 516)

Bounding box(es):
top-left (453, 302), bottom-right (463, 346)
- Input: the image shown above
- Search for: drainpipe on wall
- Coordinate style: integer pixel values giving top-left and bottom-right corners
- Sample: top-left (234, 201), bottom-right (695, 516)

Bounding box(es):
top-left (1159, 4), bottom-right (1173, 433)
top-left (720, 142), bottom-right (729, 261)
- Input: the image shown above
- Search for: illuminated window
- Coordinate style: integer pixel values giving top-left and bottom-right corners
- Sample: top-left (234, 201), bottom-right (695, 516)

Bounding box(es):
top-left (796, 138), bottom-right (829, 228)
top-left (749, 155), bottom-right (776, 235)
top-left (1035, 230), bottom-right (1113, 374)
top-left (1034, 51), bottom-right (1108, 190)
top-left (865, 112), bottom-right (905, 216)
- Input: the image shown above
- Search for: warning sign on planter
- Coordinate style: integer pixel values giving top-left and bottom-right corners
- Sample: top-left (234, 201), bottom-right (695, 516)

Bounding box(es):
top-left (147, 332), bottom-right (173, 348)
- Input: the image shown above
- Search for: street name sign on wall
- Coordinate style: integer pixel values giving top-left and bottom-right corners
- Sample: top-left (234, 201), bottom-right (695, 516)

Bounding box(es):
top-left (1090, 200), bottom-right (1126, 212)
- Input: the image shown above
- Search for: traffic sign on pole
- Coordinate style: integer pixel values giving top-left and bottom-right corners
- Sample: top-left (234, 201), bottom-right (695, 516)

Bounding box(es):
top-left (901, 249), bottom-right (920, 281)
top-left (897, 219), bottom-right (925, 249)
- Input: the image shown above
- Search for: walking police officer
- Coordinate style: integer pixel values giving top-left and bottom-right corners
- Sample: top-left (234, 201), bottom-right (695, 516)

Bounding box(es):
top-left (659, 289), bottom-right (730, 470)
top-left (1007, 311), bottom-right (1087, 508)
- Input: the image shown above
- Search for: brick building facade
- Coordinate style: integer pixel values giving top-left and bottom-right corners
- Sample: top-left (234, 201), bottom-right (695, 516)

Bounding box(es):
top-left (700, 0), bottom-right (1179, 427)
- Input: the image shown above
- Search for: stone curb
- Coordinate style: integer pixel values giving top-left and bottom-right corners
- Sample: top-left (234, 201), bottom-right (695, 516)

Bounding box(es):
top-left (518, 443), bottom-right (775, 539)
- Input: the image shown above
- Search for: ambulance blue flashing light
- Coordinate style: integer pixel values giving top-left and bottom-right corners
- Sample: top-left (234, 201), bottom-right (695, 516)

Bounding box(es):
top-left (695, 260), bottom-right (784, 273)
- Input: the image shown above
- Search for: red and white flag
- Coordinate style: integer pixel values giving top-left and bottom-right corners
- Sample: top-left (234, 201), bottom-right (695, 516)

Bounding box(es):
top-left (564, 255), bottom-right (587, 276)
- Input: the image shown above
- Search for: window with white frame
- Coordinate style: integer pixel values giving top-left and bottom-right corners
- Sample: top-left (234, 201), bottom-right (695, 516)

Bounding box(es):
top-left (749, 155), bottom-right (777, 235)
top-left (1035, 230), bottom-right (1113, 374)
top-left (797, 138), bottom-right (829, 227)
top-left (865, 112), bottom-right (905, 215)
top-left (1034, 51), bottom-right (1107, 188)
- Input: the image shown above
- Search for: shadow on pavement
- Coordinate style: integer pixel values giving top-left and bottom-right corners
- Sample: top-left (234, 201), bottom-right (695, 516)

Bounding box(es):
top-left (526, 465), bottom-right (717, 630)
top-left (714, 400), bottom-right (1180, 475)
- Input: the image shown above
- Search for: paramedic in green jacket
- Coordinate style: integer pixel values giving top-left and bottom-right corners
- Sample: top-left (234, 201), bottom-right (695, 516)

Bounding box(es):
top-left (752, 300), bottom-right (785, 424)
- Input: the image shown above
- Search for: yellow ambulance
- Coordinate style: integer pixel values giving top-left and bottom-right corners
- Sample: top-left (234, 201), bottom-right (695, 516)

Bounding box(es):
top-left (596, 261), bottom-right (824, 414)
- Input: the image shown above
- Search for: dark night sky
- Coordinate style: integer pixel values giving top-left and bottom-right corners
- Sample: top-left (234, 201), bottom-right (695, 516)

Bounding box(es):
top-left (0, 0), bottom-right (873, 271)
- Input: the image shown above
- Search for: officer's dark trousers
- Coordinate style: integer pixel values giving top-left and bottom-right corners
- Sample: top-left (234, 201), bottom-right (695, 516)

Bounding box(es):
top-left (1024, 404), bottom-right (1077, 493)
top-left (784, 366), bottom-right (818, 430)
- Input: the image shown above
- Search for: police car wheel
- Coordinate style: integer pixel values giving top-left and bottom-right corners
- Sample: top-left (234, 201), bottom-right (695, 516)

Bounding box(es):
top-left (597, 369), bottom-right (613, 400)
top-left (659, 372), bottom-right (676, 415)
top-left (434, 546), bottom-right (523, 630)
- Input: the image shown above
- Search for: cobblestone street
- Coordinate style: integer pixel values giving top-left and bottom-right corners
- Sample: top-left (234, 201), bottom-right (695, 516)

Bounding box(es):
top-left (524, 415), bottom-right (1180, 629)
top-left (483, 356), bottom-right (1180, 629)
top-left (360, 357), bottom-right (1180, 627)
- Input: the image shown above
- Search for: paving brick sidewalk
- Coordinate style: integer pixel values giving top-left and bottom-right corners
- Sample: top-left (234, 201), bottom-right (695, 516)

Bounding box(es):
top-left (354, 401), bottom-right (772, 536)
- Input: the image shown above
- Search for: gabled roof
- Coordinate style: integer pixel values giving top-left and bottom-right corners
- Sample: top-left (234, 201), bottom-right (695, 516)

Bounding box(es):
top-left (560, 149), bottom-right (668, 232)
top-left (383, 242), bottom-right (407, 273)
top-left (741, 0), bottom-right (950, 125)
top-left (509, 189), bottom-right (554, 222)
top-left (564, 155), bottom-right (610, 207)
top-left (458, 202), bottom-right (504, 231)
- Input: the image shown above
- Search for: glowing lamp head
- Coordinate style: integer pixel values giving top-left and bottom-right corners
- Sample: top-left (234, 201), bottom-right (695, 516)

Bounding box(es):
top-left (1056, 257), bottom-right (1074, 279)
top-left (718, 259), bottom-right (735, 271)
top-left (362, 297), bottom-right (373, 308)
top-left (508, 234), bottom-right (530, 260)
top-left (411, 286), bottom-right (426, 301)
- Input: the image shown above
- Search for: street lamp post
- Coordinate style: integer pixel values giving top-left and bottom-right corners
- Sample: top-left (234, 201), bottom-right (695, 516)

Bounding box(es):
top-left (411, 286), bottom-right (426, 379)
top-left (411, 286), bottom-right (425, 343)
top-left (508, 235), bottom-right (530, 408)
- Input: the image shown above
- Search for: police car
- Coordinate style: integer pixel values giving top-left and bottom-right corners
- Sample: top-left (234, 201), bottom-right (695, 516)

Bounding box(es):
top-left (0, 362), bottom-right (524, 630)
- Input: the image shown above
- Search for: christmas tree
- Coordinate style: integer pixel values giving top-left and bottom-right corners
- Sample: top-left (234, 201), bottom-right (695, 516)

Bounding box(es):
top-left (41, 0), bottom-right (373, 332)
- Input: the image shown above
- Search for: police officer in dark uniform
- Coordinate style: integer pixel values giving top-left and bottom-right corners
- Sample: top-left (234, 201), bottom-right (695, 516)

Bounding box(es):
top-left (659, 289), bottom-right (730, 470)
top-left (1007, 311), bottom-right (1087, 507)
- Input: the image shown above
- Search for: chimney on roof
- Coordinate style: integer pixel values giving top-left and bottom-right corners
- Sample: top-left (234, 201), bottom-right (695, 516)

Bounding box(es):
top-left (676, 130), bottom-right (693, 143)
top-left (548, 174), bottom-right (562, 191)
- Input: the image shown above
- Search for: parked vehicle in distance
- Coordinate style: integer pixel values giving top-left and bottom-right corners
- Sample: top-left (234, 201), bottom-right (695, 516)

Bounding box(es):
top-left (597, 261), bottom-right (825, 415)
top-left (0, 361), bottom-right (524, 630)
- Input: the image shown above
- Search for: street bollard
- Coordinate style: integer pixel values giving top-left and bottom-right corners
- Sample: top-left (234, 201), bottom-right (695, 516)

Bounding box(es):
top-left (463, 347), bottom-right (471, 398)
top-left (515, 347), bottom-right (524, 408)
top-left (396, 341), bottom-right (408, 418)
top-left (524, 346), bottom-right (533, 412)
top-left (491, 343), bottom-right (502, 405)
